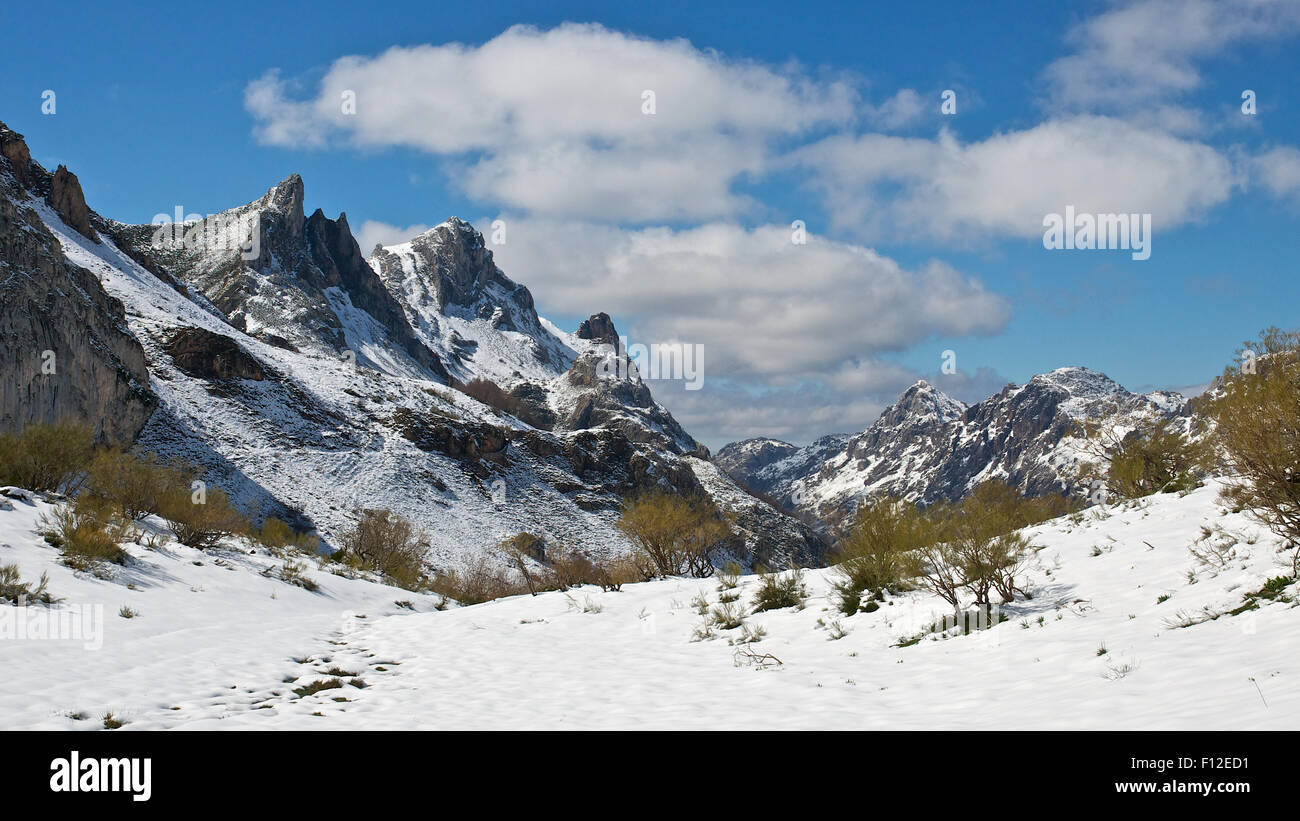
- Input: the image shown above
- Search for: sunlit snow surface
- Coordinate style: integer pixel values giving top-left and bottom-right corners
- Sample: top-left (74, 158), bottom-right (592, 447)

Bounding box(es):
top-left (2, 480), bottom-right (1295, 729)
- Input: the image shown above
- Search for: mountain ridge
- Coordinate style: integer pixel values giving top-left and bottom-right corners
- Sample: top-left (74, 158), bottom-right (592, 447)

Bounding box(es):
top-left (717, 367), bottom-right (1194, 525)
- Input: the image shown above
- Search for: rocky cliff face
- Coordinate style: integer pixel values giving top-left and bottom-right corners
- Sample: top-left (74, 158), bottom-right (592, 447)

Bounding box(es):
top-left (0, 123), bottom-right (154, 444)
top-left (719, 368), bottom-right (1188, 525)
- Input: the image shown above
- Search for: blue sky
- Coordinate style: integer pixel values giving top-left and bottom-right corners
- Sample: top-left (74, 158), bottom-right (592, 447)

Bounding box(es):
top-left (2, 0), bottom-right (1298, 447)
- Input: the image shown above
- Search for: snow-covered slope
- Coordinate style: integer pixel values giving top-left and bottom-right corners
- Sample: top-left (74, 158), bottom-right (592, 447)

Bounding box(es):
top-left (4, 479), bottom-right (1295, 729)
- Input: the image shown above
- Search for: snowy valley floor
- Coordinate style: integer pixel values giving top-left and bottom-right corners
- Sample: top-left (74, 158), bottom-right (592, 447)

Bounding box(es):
top-left (1, 479), bottom-right (1297, 730)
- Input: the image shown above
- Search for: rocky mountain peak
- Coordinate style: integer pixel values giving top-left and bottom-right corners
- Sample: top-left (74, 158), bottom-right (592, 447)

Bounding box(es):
top-left (577, 312), bottom-right (619, 345)
top-left (1027, 366), bottom-right (1125, 398)
top-left (0, 123), bottom-right (38, 190)
top-left (48, 165), bottom-right (97, 243)
top-left (370, 217), bottom-right (542, 339)
top-left (265, 173), bottom-right (306, 239)
top-left (877, 380), bottom-right (966, 428)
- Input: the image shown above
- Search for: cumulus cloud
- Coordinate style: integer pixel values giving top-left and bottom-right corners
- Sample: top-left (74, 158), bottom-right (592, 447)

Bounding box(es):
top-left (482, 219), bottom-right (1010, 381)
top-left (648, 381), bottom-right (890, 449)
top-left (362, 216), bottom-right (1007, 445)
top-left (792, 116), bottom-right (1236, 243)
top-left (621, 361), bottom-right (1010, 449)
top-left (245, 23), bottom-right (857, 222)
top-left (927, 365), bottom-right (1011, 406)
top-left (260, 15), bottom-right (1299, 445)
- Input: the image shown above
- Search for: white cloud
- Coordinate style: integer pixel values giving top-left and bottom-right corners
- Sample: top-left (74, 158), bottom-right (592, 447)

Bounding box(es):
top-left (793, 116), bottom-right (1236, 243)
top-left (1252, 146), bottom-right (1300, 201)
top-left (650, 382), bottom-right (890, 449)
top-left (245, 23), bottom-right (857, 222)
top-left (868, 88), bottom-right (927, 130)
top-left (1041, 0), bottom-right (1300, 130)
top-left (483, 219), bottom-right (1010, 385)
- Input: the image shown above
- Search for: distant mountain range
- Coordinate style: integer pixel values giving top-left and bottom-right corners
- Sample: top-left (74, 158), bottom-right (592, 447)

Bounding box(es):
top-left (717, 369), bottom-right (1191, 525)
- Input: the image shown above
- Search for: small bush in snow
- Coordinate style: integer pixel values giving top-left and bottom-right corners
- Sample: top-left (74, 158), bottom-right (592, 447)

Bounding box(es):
top-left (428, 558), bottom-right (526, 604)
top-left (1106, 419), bottom-right (1211, 499)
top-left (709, 600), bottom-right (745, 629)
top-left (751, 568), bottom-right (807, 612)
top-left (831, 497), bottom-right (928, 614)
top-left (338, 509), bottom-right (428, 590)
top-left (158, 486), bottom-right (248, 551)
top-left (0, 562), bottom-right (54, 605)
top-left (1209, 326), bottom-right (1300, 577)
top-left (716, 561), bottom-right (741, 591)
top-left (84, 449), bottom-right (197, 522)
top-left (256, 515), bottom-right (318, 554)
top-left (39, 501), bottom-right (129, 569)
top-left (279, 559), bottom-right (319, 592)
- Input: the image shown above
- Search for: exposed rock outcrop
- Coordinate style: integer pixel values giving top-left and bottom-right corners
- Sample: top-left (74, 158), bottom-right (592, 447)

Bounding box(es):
top-left (163, 328), bottom-right (266, 381)
top-left (576, 312), bottom-right (619, 345)
top-left (0, 123), bottom-right (154, 443)
top-left (47, 165), bottom-right (97, 243)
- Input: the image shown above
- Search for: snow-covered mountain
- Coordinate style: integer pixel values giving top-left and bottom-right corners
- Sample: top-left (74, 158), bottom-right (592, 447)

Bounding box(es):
top-left (718, 369), bottom-right (1190, 524)
top-left (0, 122), bottom-right (825, 570)
top-left (367, 218), bottom-right (575, 387)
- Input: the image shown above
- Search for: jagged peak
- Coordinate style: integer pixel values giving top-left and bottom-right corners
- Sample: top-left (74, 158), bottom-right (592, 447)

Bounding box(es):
top-left (259, 174), bottom-right (305, 237)
top-left (723, 436), bottom-right (797, 451)
top-left (865, 379), bottom-right (966, 433)
top-left (897, 379), bottom-right (964, 410)
top-left (1028, 365), bottom-right (1126, 397)
top-left (268, 173), bottom-right (304, 204)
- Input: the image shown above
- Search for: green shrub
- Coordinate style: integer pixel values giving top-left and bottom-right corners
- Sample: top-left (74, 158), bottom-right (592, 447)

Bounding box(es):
top-left (709, 601), bottom-right (745, 629)
top-left (157, 486), bottom-right (248, 550)
top-left (427, 558), bottom-right (526, 604)
top-left (752, 568), bottom-right (807, 612)
top-left (38, 501), bottom-right (129, 568)
top-left (1107, 420), bottom-right (1211, 498)
top-left (831, 497), bottom-right (929, 613)
top-left (1209, 327), bottom-right (1300, 577)
top-left (84, 450), bottom-right (196, 521)
top-left (339, 509), bottom-right (428, 589)
top-left (616, 490), bottom-right (733, 578)
top-left (279, 559), bottom-right (319, 592)
top-left (256, 516), bottom-right (318, 553)
top-left (0, 563), bottom-right (54, 605)
top-left (0, 421), bottom-right (95, 494)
